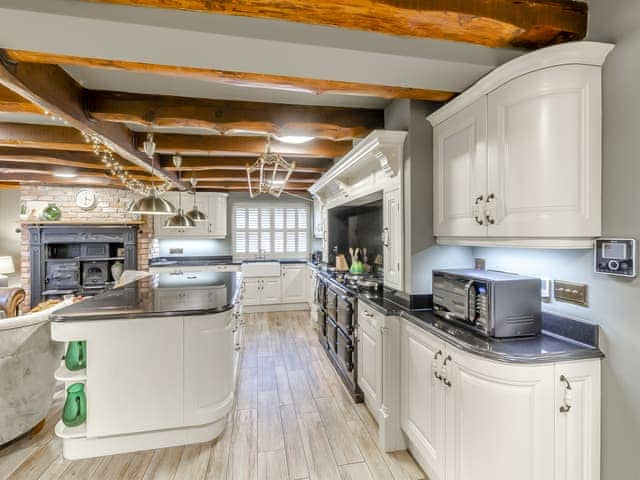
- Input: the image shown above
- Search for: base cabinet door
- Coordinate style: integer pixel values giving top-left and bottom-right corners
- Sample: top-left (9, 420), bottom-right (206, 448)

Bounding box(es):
top-left (358, 307), bottom-right (382, 415)
top-left (553, 360), bottom-right (601, 480)
top-left (261, 277), bottom-right (282, 305)
top-left (444, 347), bottom-right (555, 480)
top-left (242, 279), bottom-right (261, 306)
top-left (281, 265), bottom-right (307, 303)
top-left (400, 322), bottom-right (447, 480)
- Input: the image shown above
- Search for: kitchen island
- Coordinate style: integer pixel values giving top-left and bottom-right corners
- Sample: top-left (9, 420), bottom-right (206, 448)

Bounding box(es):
top-left (50, 271), bottom-right (242, 460)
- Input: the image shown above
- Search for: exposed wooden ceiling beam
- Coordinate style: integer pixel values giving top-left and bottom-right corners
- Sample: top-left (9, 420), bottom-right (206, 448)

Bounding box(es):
top-left (161, 155), bottom-right (329, 173)
top-left (0, 172), bottom-right (124, 187)
top-left (78, 0), bottom-right (587, 49)
top-left (0, 52), bottom-right (181, 187)
top-left (87, 91), bottom-right (383, 141)
top-left (0, 123), bottom-right (92, 151)
top-left (196, 183), bottom-right (309, 191)
top-left (0, 147), bottom-right (144, 171)
top-left (0, 85), bottom-right (42, 114)
top-left (192, 170), bottom-right (318, 181)
top-left (5, 50), bottom-right (455, 102)
top-left (0, 161), bottom-right (152, 179)
top-left (138, 133), bottom-right (350, 157)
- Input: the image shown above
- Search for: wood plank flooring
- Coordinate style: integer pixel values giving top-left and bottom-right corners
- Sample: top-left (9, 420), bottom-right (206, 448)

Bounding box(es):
top-left (0, 311), bottom-right (427, 480)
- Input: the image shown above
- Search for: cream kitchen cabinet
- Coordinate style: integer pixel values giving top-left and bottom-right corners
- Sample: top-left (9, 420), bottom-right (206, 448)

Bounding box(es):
top-left (281, 264), bottom-right (307, 303)
top-left (383, 187), bottom-right (403, 290)
top-left (313, 196), bottom-right (324, 239)
top-left (428, 42), bottom-right (612, 248)
top-left (400, 320), bottom-right (601, 480)
top-left (433, 97), bottom-right (487, 238)
top-left (358, 305), bottom-right (384, 423)
top-left (153, 192), bottom-right (227, 238)
top-left (243, 277), bottom-right (282, 306)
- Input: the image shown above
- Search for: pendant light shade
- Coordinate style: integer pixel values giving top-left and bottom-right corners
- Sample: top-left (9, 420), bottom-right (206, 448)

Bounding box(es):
top-left (186, 177), bottom-right (208, 221)
top-left (164, 208), bottom-right (196, 228)
top-left (128, 190), bottom-right (176, 215)
top-left (247, 136), bottom-right (295, 198)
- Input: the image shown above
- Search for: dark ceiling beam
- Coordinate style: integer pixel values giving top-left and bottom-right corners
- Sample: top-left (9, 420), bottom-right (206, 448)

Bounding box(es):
top-left (5, 50), bottom-right (455, 101)
top-left (78, 0), bottom-right (587, 49)
top-left (138, 133), bottom-right (350, 157)
top-left (0, 51), bottom-right (181, 188)
top-left (0, 147), bottom-right (144, 170)
top-left (86, 90), bottom-right (384, 141)
top-left (0, 123), bottom-right (92, 151)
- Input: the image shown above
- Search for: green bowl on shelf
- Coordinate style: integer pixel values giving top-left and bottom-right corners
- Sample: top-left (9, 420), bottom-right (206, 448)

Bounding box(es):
top-left (42, 204), bottom-right (61, 221)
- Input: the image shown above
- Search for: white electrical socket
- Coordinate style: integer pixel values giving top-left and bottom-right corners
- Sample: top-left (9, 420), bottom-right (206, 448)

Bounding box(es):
top-left (541, 278), bottom-right (552, 302)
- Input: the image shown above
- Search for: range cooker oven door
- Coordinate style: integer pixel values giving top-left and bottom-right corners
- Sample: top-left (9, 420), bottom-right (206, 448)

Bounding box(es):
top-left (326, 315), bottom-right (338, 354)
top-left (335, 326), bottom-right (355, 376)
top-left (318, 308), bottom-right (329, 349)
top-left (335, 293), bottom-right (354, 334)
top-left (326, 287), bottom-right (338, 322)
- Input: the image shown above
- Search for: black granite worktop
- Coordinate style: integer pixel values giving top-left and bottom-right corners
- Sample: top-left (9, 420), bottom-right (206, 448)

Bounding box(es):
top-left (51, 271), bottom-right (242, 321)
top-left (150, 256), bottom-right (308, 267)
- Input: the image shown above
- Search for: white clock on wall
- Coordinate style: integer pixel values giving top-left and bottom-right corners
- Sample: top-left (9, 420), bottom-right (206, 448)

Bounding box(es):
top-left (76, 188), bottom-right (97, 210)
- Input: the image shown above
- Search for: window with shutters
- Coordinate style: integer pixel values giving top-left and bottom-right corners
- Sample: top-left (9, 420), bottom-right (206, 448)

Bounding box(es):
top-left (233, 203), bottom-right (309, 259)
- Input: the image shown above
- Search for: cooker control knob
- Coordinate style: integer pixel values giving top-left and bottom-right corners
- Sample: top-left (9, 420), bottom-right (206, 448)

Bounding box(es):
top-left (608, 260), bottom-right (620, 271)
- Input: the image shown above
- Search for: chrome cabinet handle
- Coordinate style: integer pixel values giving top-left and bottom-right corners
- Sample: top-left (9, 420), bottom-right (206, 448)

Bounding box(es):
top-left (442, 355), bottom-right (452, 387)
top-left (559, 375), bottom-right (573, 413)
top-left (362, 310), bottom-right (374, 318)
top-left (485, 193), bottom-right (496, 224)
top-left (433, 350), bottom-right (443, 381)
top-left (382, 227), bottom-right (389, 247)
top-left (473, 195), bottom-right (484, 225)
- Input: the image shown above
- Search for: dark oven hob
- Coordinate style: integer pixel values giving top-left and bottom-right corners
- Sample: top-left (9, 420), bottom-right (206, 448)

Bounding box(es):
top-left (82, 261), bottom-right (109, 289)
top-left (319, 281), bottom-right (363, 403)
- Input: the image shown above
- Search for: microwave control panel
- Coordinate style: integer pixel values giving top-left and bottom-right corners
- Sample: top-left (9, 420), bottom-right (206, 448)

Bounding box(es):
top-left (594, 238), bottom-right (636, 277)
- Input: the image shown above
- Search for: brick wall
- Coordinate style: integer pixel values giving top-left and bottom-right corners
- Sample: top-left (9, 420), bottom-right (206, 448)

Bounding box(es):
top-left (19, 185), bottom-right (153, 310)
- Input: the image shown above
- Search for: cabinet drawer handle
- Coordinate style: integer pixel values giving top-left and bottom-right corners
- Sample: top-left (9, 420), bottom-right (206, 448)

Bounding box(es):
top-left (433, 350), bottom-right (443, 381)
top-left (485, 193), bottom-right (496, 224)
top-left (362, 310), bottom-right (374, 318)
top-left (559, 374), bottom-right (573, 413)
top-left (442, 354), bottom-right (452, 387)
top-left (473, 195), bottom-right (484, 225)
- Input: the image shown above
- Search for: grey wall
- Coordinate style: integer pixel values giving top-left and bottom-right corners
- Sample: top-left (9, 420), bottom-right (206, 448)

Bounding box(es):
top-left (0, 190), bottom-right (22, 286)
top-left (156, 191), bottom-right (320, 257)
top-left (385, 99), bottom-right (473, 294)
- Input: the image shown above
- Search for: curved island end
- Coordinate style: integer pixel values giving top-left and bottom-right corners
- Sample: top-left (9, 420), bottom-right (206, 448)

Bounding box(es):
top-left (50, 271), bottom-right (243, 460)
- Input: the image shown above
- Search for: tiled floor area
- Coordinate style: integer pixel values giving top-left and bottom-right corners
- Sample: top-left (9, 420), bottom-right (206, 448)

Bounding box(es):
top-left (0, 311), bottom-right (427, 479)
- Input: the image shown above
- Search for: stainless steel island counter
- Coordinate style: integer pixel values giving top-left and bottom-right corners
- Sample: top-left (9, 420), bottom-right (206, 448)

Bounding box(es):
top-left (50, 272), bottom-right (243, 460)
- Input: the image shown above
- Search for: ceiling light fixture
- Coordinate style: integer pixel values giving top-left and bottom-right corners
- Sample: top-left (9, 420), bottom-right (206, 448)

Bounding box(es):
top-left (247, 136), bottom-right (296, 198)
top-left (186, 176), bottom-right (207, 222)
top-left (275, 135), bottom-right (315, 144)
top-left (128, 132), bottom-right (177, 215)
top-left (164, 154), bottom-right (195, 228)
top-left (53, 171), bottom-right (78, 178)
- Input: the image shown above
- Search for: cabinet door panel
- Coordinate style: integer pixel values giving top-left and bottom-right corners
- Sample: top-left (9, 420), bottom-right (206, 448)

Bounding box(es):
top-left (358, 318), bottom-right (380, 410)
top-left (445, 348), bottom-right (554, 480)
top-left (487, 65), bottom-right (601, 237)
top-left (184, 312), bottom-right (233, 425)
top-left (281, 265), bottom-right (307, 303)
top-left (554, 360), bottom-right (601, 480)
top-left (400, 322), bottom-right (446, 480)
top-left (208, 194), bottom-right (228, 238)
top-left (242, 279), bottom-right (261, 306)
top-left (433, 97), bottom-right (487, 237)
top-left (261, 277), bottom-right (282, 305)
top-left (383, 188), bottom-right (403, 290)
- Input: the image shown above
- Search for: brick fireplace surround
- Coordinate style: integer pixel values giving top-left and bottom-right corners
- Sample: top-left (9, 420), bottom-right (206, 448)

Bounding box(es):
top-left (19, 185), bottom-right (154, 310)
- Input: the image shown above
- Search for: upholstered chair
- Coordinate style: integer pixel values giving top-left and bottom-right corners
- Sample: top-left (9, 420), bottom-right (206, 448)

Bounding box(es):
top-left (0, 287), bottom-right (26, 319)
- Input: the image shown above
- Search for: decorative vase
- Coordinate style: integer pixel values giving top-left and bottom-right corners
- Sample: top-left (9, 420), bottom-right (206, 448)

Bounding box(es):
top-left (62, 383), bottom-right (87, 427)
top-left (65, 341), bottom-right (86, 371)
top-left (111, 261), bottom-right (124, 281)
top-left (41, 203), bottom-right (61, 221)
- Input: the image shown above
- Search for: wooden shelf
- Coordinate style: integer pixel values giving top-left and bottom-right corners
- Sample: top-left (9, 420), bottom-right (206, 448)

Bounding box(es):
top-left (21, 220), bottom-right (144, 225)
top-left (55, 366), bottom-right (87, 382)
top-left (55, 420), bottom-right (86, 439)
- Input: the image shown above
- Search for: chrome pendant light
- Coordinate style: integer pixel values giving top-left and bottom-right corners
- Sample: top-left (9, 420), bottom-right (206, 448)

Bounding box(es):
top-left (246, 136), bottom-right (296, 198)
top-left (128, 132), bottom-right (177, 215)
top-left (186, 177), bottom-right (207, 222)
top-left (164, 155), bottom-right (196, 229)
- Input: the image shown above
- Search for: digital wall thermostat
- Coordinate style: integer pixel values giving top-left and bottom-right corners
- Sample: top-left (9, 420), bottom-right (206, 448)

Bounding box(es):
top-left (594, 238), bottom-right (636, 277)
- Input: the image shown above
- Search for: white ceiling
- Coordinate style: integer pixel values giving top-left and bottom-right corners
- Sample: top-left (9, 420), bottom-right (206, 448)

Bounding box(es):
top-left (0, 0), bottom-right (524, 109)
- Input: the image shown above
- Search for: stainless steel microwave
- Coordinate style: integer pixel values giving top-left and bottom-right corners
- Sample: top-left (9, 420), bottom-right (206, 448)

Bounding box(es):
top-left (432, 269), bottom-right (541, 338)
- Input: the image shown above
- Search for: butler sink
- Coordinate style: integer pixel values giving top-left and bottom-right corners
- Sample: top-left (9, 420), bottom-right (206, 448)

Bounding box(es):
top-left (240, 262), bottom-right (281, 277)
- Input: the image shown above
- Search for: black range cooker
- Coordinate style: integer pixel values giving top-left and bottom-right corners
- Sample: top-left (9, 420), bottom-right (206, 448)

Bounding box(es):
top-left (316, 271), bottom-right (382, 402)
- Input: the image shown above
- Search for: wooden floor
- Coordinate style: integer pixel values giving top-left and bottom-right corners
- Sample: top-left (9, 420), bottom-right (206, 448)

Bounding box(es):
top-left (0, 311), bottom-right (427, 480)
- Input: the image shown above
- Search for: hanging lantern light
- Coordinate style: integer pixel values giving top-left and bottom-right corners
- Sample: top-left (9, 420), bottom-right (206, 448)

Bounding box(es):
top-left (164, 154), bottom-right (196, 228)
top-left (186, 176), bottom-right (207, 222)
top-left (246, 136), bottom-right (296, 198)
top-left (129, 132), bottom-right (177, 215)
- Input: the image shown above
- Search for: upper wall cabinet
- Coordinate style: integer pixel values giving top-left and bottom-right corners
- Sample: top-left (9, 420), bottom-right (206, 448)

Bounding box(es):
top-left (154, 192), bottom-right (228, 239)
top-left (428, 42), bottom-right (614, 249)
